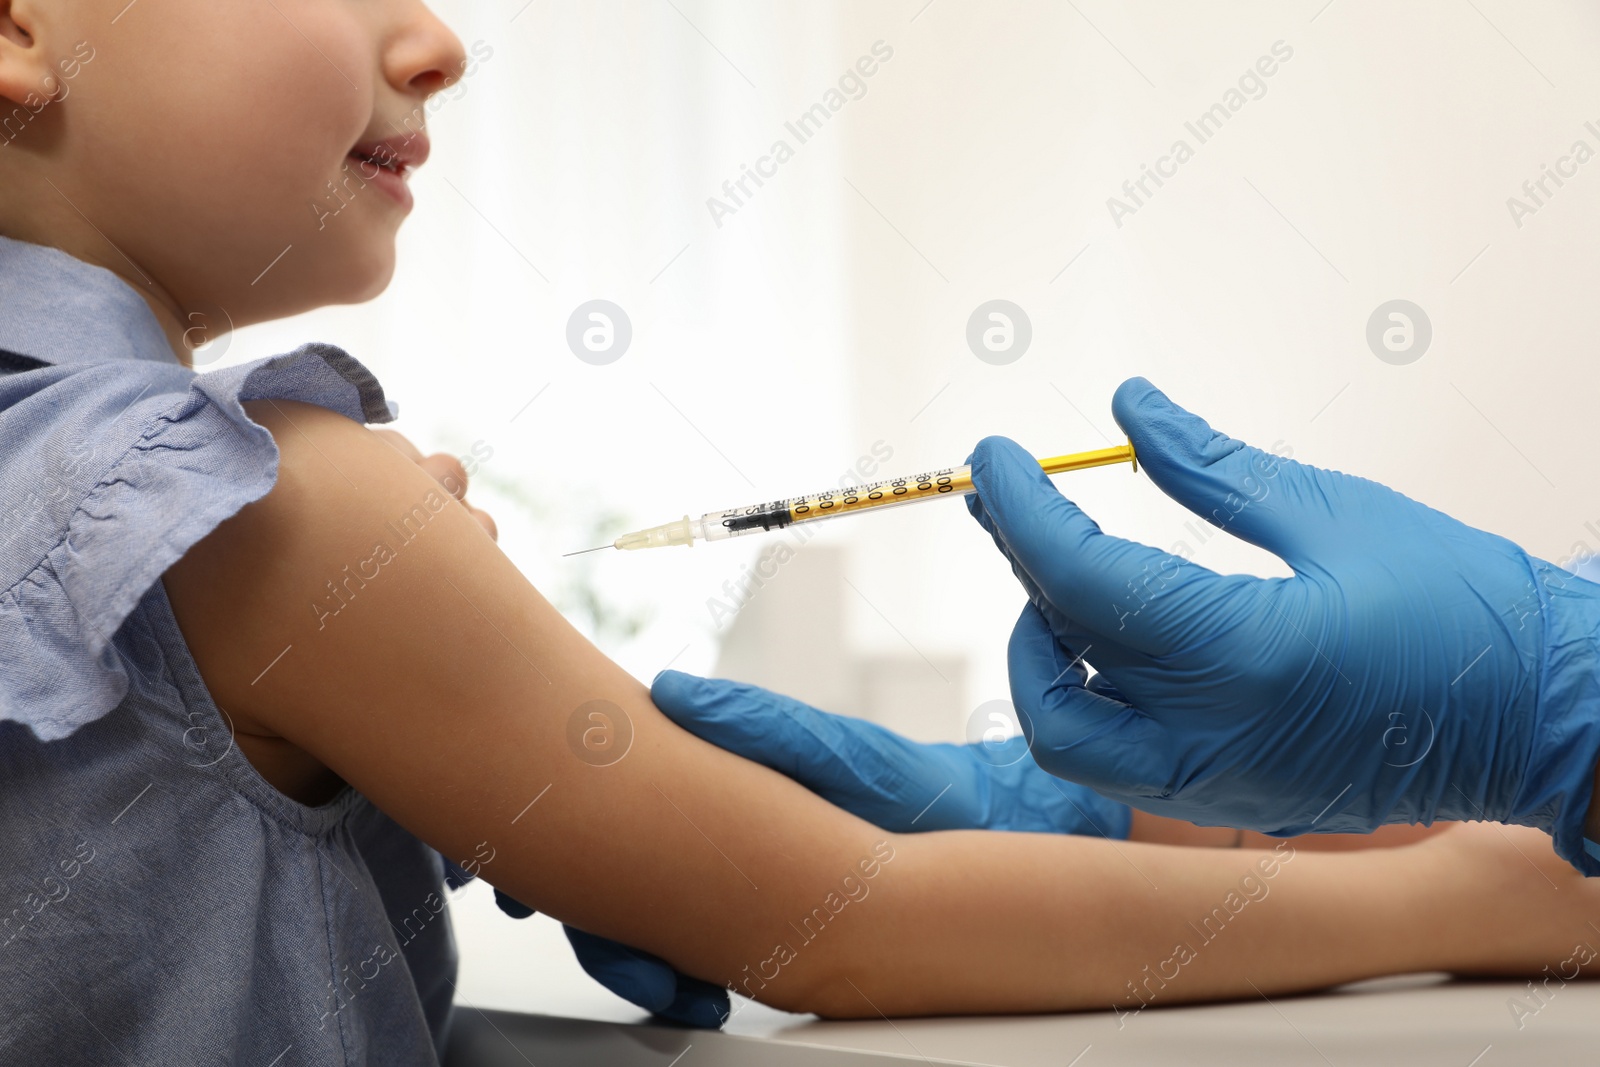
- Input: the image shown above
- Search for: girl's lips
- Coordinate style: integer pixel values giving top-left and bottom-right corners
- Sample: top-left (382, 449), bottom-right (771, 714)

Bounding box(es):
top-left (347, 150), bottom-right (414, 212)
top-left (342, 133), bottom-right (428, 213)
top-left (350, 132), bottom-right (430, 172)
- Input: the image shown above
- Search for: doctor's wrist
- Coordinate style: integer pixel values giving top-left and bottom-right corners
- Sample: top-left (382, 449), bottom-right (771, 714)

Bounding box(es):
top-left (1585, 756), bottom-right (1600, 864)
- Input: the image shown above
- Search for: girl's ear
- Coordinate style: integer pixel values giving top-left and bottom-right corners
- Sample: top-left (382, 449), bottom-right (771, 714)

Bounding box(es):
top-left (0, 0), bottom-right (62, 110)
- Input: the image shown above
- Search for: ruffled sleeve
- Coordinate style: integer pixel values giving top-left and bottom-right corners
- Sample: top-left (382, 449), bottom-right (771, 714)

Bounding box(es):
top-left (0, 342), bottom-right (397, 741)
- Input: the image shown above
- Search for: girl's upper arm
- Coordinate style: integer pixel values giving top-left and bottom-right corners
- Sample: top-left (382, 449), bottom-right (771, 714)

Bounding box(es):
top-left (160, 398), bottom-right (895, 1011)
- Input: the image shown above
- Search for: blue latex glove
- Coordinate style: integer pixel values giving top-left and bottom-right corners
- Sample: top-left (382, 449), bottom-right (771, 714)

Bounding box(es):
top-left (558, 927), bottom-right (731, 1029)
top-left (965, 375), bottom-right (1600, 874)
top-left (647, 669), bottom-right (1132, 838)
top-left (441, 856), bottom-right (730, 1028)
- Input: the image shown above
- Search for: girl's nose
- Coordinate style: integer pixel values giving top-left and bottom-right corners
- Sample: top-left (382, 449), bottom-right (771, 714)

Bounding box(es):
top-left (386, 2), bottom-right (470, 101)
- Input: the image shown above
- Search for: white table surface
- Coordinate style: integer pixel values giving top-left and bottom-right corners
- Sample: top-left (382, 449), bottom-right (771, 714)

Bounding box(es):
top-left (444, 880), bottom-right (1600, 1065)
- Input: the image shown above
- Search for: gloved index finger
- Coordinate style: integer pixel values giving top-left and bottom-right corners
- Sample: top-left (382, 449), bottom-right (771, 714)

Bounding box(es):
top-left (650, 670), bottom-right (825, 774)
top-left (966, 484), bottom-right (1132, 661)
top-left (650, 670), bottom-right (956, 830)
top-left (967, 434), bottom-right (1227, 654)
top-left (651, 670), bottom-right (903, 796)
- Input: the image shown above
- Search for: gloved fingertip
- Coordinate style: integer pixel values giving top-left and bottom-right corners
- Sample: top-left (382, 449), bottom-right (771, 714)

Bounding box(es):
top-left (968, 434), bottom-right (1032, 475)
top-left (658, 983), bottom-right (732, 1029)
top-left (970, 435), bottom-right (1070, 506)
top-left (606, 972), bottom-right (663, 1012)
top-left (493, 888), bottom-right (535, 919)
top-left (650, 668), bottom-right (703, 705)
top-left (1110, 377), bottom-right (1219, 466)
top-left (651, 667), bottom-right (688, 688)
top-left (1110, 376), bottom-right (1165, 416)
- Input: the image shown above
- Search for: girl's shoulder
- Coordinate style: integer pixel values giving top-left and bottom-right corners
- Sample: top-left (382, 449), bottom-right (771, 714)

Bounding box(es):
top-left (0, 342), bottom-right (397, 741)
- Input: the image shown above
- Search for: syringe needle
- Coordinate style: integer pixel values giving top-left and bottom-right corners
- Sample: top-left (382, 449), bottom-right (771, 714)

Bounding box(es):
top-left (562, 544), bottom-right (614, 557)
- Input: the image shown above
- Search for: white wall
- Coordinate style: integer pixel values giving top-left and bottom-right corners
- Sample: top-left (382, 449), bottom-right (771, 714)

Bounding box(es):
top-left (829, 0), bottom-right (1600, 721)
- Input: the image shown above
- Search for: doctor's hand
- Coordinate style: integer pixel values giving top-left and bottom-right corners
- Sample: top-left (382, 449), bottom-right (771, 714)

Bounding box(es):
top-left (515, 672), bottom-right (1133, 1029)
top-left (477, 671), bottom-right (1132, 1030)
top-left (967, 376), bottom-right (1600, 874)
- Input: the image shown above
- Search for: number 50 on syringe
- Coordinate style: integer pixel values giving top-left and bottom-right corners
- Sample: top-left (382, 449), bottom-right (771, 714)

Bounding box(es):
top-left (565, 440), bottom-right (1138, 555)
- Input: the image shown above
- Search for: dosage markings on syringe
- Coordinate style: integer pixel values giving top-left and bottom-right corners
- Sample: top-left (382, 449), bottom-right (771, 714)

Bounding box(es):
top-left (791, 468), bottom-right (967, 519)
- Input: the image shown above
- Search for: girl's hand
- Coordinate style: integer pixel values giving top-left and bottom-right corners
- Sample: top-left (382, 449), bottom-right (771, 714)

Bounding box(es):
top-left (1415, 822), bottom-right (1600, 979)
top-left (369, 427), bottom-right (498, 540)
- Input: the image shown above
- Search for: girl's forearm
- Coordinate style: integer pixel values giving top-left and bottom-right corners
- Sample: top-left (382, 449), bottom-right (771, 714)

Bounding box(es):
top-left (795, 831), bottom-right (1439, 1019)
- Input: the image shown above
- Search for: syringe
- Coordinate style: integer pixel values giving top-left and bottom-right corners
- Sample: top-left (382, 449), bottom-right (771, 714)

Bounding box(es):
top-left (564, 440), bottom-right (1137, 555)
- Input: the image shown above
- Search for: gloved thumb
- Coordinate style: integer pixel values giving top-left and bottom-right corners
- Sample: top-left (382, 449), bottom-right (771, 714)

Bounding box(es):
top-left (1111, 377), bottom-right (1329, 570)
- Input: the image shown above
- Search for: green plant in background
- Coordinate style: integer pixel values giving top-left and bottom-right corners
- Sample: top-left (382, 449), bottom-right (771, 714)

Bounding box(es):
top-left (473, 466), bottom-right (654, 645)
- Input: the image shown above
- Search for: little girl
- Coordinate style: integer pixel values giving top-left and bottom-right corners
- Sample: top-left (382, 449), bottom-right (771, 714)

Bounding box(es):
top-left (3, 2), bottom-right (1597, 1065)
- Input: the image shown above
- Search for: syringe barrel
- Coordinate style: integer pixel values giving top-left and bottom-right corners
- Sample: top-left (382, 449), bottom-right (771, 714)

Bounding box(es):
top-left (603, 442), bottom-right (1133, 552)
top-left (700, 465), bottom-right (975, 540)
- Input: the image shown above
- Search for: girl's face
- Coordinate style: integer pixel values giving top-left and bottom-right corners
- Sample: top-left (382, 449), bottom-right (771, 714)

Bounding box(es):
top-left (0, 0), bottom-right (468, 357)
